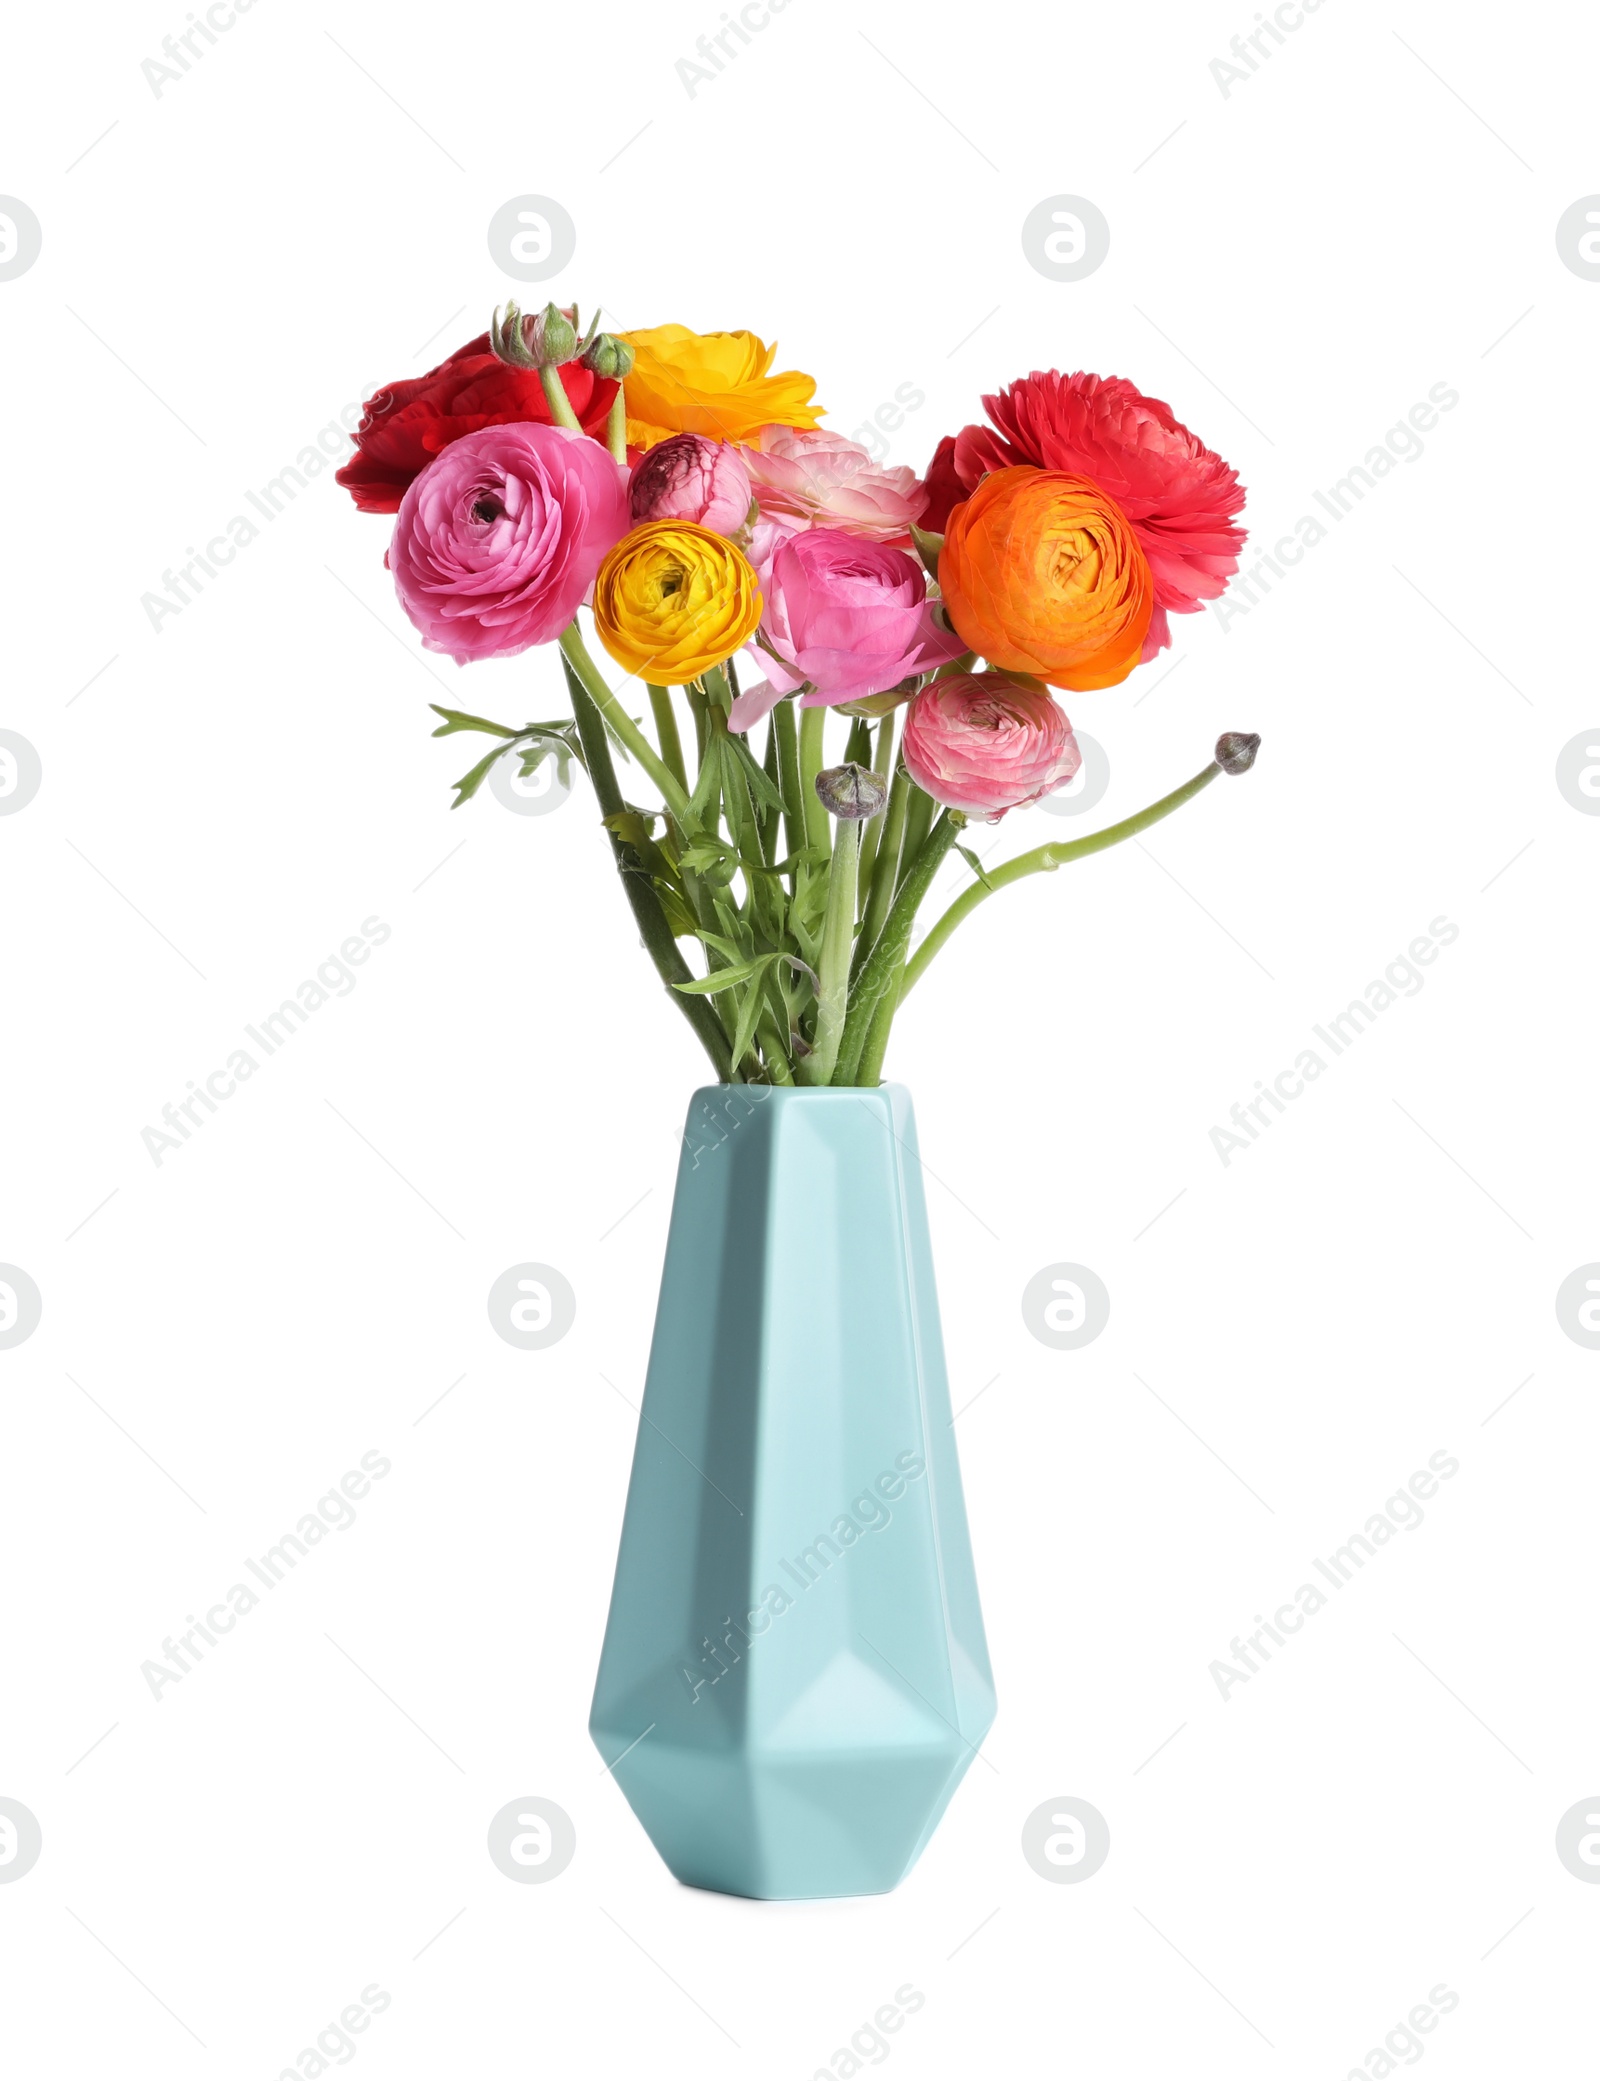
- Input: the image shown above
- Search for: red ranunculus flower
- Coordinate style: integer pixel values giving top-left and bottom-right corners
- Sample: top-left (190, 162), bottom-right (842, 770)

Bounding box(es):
top-left (920, 371), bottom-right (1246, 657)
top-left (335, 335), bottom-right (618, 514)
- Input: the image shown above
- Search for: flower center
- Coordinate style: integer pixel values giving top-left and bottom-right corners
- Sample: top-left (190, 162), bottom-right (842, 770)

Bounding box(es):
top-left (472, 494), bottom-right (504, 525)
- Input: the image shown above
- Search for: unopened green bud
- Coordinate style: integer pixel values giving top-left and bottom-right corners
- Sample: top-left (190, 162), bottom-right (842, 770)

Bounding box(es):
top-left (489, 300), bottom-right (538, 369)
top-left (583, 332), bottom-right (635, 380)
top-left (815, 762), bottom-right (889, 820)
top-left (530, 301), bottom-right (578, 366)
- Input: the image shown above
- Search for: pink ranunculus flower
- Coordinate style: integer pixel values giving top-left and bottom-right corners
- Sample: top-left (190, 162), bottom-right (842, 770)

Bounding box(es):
top-left (901, 672), bottom-right (1081, 819)
top-left (388, 422), bottom-right (629, 662)
top-left (921, 371), bottom-right (1247, 660)
top-left (628, 433), bottom-right (753, 537)
top-left (729, 528), bottom-right (966, 730)
top-left (742, 425), bottom-right (928, 544)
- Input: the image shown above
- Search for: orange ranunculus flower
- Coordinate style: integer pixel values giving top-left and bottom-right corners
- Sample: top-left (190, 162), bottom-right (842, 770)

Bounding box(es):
top-left (591, 520), bottom-right (763, 685)
top-left (619, 325), bottom-right (823, 449)
top-left (939, 466), bottom-right (1154, 691)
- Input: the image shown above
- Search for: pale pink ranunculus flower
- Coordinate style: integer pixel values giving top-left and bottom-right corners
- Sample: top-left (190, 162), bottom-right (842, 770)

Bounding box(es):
top-left (628, 433), bottom-right (753, 537)
top-left (741, 425), bottom-right (928, 544)
top-left (901, 672), bottom-right (1081, 819)
top-left (728, 528), bottom-right (965, 730)
top-left (388, 423), bottom-right (629, 662)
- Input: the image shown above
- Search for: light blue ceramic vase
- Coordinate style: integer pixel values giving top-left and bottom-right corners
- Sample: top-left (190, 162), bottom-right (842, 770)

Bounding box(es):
top-left (590, 1083), bottom-right (996, 1899)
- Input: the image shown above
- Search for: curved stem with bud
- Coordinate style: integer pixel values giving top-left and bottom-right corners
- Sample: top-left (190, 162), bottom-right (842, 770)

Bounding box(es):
top-left (899, 736), bottom-right (1259, 1001)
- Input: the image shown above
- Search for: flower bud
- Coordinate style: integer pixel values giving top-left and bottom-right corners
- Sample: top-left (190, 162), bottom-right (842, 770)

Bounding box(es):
top-left (814, 762), bottom-right (889, 820)
top-left (1214, 731), bottom-right (1261, 776)
top-left (630, 434), bottom-right (751, 536)
top-left (583, 332), bottom-right (635, 381)
top-left (529, 301), bottom-right (578, 367)
top-left (488, 300), bottom-right (538, 369)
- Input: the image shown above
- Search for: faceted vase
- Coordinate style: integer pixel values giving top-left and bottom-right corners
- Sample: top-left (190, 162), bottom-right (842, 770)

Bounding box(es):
top-left (590, 1083), bottom-right (996, 1900)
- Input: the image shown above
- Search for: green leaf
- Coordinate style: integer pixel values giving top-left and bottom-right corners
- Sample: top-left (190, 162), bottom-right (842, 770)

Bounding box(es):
top-left (909, 523), bottom-right (944, 579)
top-left (430, 705), bottom-right (520, 740)
top-left (724, 730), bottom-right (784, 815)
top-left (519, 748), bottom-right (573, 793)
top-left (956, 843), bottom-right (995, 892)
top-left (673, 951), bottom-right (779, 997)
top-left (685, 737), bottom-right (722, 829)
top-left (695, 928), bottom-right (749, 964)
top-left (729, 977), bottom-right (766, 1069)
top-left (448, 742), bottom-right (515, 808)
top-left (753, 845), bottom-right (829, 880)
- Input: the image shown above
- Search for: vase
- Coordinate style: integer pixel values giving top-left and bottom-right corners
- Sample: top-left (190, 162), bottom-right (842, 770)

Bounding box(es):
top-left (589, 1082), bottom-right (996, 1900)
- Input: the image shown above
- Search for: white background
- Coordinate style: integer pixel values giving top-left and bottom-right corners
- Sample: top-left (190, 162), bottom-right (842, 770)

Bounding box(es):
top-left (3, 0), bottom-right (1598, 2074)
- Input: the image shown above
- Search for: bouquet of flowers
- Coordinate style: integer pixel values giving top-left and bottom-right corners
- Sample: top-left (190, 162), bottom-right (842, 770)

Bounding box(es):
top-left (337, 306), bottom-right (1258, 1087)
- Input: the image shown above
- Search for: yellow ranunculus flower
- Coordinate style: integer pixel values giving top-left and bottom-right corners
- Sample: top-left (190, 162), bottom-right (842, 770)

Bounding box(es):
top-left (592, 521), bottom-right (764, 686)
top-left (619, 325), bottom-right (823, 449)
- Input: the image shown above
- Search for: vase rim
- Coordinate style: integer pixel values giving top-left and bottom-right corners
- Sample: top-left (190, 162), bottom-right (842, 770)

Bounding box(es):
top-left (691, 1081), bottom-right (910, 1101)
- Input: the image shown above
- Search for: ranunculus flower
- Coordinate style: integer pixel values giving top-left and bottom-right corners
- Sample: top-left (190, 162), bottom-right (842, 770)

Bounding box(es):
top-left (920, 371), bottom-right (1245, 657)
top-left (734, 529), bottom-right (966, 724)
top-left (629, 434), bottom-right (753, 536)
top-left (939, 468), bottom-right (1153, 691)
top-left (901, 673), bottom-right (1081, 818)
top-left (920, 434), bottom-right (976, 538)
top-left (336, 334), bottom-right (617, 515)
top-left (591, 520), bottom-right (763, 685)
top-left (619, 326), bottom-right (823, 448)
top-left (741, 426), bottom-right (927, 544)
top-left (388, 423), bottom-right (629, 663)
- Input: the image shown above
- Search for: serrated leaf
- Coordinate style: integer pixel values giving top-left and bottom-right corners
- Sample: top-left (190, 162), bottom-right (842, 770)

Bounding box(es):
top-left (430, 704), bottom-right (520, 740)
top-left (448, 742), bottom-right (515, 808)
top-left (678, 838), bottom-right (737, 875)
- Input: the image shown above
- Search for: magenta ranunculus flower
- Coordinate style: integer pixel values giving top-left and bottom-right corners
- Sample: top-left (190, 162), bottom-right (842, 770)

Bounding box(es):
top-left (901, 672), bottom-right (1081, 819)
top-left (742, 425), bottom-right (927, 544)
top-left (730, 529), bottom-right (965, 727)
top-left (628, 433), bottom-right (753, 537)
top-left (388, 423), bottom-right (629, 662)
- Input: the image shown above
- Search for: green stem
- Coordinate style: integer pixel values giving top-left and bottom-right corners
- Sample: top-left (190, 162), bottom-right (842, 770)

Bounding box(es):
top-left (800, 819), bottom-right (859, 1086)
top-left (558, 624), bottom-right (694, 825)
top-left (900, 759), bottom-right (1224, 999)
top-left (559, 652), bottom-right (733, 1081)
top-left (797, 703), bottom-right (832, 862)
top-left (855, 714), bottom-right (897, 923)
top-left (757, 1009), bottom-right (796, 1084)
top-left (835, 811), bottom-right (963, 1086)
top-left (854, 973), bottom-right (904, 1091)
top-left (853, 760), bottom-right (910, 982)
top-left (896, 783), bottom-right (935, 893)
top-left (772, 698), bottom-right (804, 882)
top-left (701, 661), bottom-right (734, 717)
top-left (647, 685), bottom-right (687, 792)
top-left (606, 382), bottom-right (627, 463)
top-left (758, 717), bottom-right (781, 868)
top-left (540, 364), bottom-right (583, 433)
top-left (687, 684), bottom-right (709, 766)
